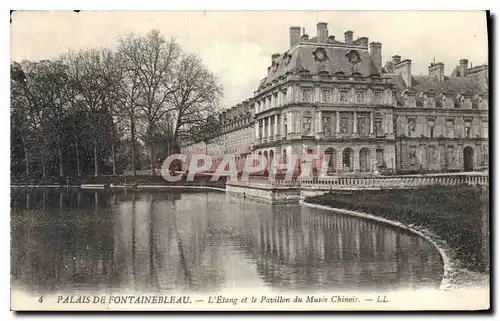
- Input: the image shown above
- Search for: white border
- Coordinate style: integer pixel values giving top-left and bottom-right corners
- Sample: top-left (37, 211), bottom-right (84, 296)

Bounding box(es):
top-left (2, 2), bottom-right (497, 320)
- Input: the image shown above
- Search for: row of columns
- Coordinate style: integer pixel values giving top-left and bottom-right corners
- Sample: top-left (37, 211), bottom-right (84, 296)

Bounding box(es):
top-left (254, 86), bottom-right (292, 114)
top-left (255, 110), bottom-right (388, 140)
top-left (255, 114), bottom-right (281, 141)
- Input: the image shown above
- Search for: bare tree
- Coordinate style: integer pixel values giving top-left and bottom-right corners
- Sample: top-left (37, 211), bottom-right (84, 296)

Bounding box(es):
top-left (36, 59), bottom-right (70, 177)
top-left (115, 52), bottom-right (143, 176)
top-left (13, 60), bottom-right (54, 178)
top-left (117, 30), bottom-right (181, 176)
top-left (61, 72), bottom-right (84, 177)
top-left (167, 53), bottom-right (224, 155)
top-left (10, 62), bottom-right (31, 177)
top-left (100, 49), bottom-right (124, 176)
top-left (63, 48), bottom-right (113, 176)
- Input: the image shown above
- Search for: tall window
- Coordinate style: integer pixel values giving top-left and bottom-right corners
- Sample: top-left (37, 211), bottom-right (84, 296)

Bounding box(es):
top-left (464, 120), bottom-right (472, 138)
top-left (358, 115), bottom-right (367, 136)
top-left (480, 145), bottom-right (488, 167)
top-left (446, 145), bottom-right (456, 168)
top-left (409, 145), bottom-right (417, 166)
top-left (376, 149), bottom-right (385, 167)
top-left (373, 91), bottom-right (382, 104)
top-left (446, 119), bottom-right (455, 138)
top-left (302, 116), bottom-right (312, 135)
top-left (323, 116), bottom-right (332, 136)
top-left (426, 145), bottom-right (436, 165)
top-left (340, 116), bottom-right (349, 134)
top-left (284, 118), bottom-right (288, 138)
top-left (356, 90), bottom-right (366, 104)
top-left (408, 118), bottom-right (416, 137)
top-left (375, 119), bottom-right (384, 137)
top-left (340, 90), bottom-right (349, 103)
top-left (427, 119), bottom-right (435, 138)
top-left (282, 90), bottom-right (287, 105)
top-left (321, 89), bottom-right (331, 103)
top-left (481, 119), bottom-right (488, 138)
top-left (302, 88), bottom-right (312, 102)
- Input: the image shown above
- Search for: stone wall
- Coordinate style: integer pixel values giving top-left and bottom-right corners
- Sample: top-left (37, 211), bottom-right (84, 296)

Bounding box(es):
top-left (225, 182), bottom-right (300, 204)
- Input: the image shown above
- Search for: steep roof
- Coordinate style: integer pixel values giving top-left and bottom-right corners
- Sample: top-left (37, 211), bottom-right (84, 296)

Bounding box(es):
top-left (258, 44), bottom-right (379, 89)
top-left (410, 75), bottom-right (485, 94)
top-left (389, 73), bottom-right (486, 107)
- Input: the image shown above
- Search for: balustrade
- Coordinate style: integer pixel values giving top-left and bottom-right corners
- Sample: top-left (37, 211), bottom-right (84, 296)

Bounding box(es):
top-left (297, 173), bottom-right (488, 189)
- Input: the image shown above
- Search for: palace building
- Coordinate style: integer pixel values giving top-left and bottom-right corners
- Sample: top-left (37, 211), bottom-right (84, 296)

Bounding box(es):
top-left (181, 23), bottom-right (489, 175)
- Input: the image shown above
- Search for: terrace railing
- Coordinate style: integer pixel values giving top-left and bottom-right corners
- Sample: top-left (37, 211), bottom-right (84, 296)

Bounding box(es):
top-left (298, 173), bottom-right (489, 189)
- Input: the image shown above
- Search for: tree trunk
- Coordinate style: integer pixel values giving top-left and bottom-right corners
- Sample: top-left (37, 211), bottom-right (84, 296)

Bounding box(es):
top-left (40, 144), bottom-right (46, 178)
top-left (58, 142), bottom-right (63, 177)
top-left (130, 116), bottom-right (137, 176)
top-left (111, 140), bottom-right (117, 176)
top-left (20, 132), bottom-right (29, 177)
top-left (74, 140), bottom-right (81, 176)
top-left (149, 126), bottom-right (155, 177)
top-left (93, 126), bottom-right (99, 177)
top-left (149, 140), bottom-right (155, 177)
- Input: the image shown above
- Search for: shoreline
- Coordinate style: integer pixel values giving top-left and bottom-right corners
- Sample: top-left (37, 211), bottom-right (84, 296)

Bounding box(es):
top-left (299, 200), bottom-right (489, 292)
top-left (10, 184), bottom-right (226, 193)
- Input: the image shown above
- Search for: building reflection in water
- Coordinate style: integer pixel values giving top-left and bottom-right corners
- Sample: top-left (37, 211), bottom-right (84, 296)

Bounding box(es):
top-left (11, 189), bottom-right (443, 295)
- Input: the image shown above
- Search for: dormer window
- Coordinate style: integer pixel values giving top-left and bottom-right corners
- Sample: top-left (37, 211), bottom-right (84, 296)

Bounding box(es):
top-left (425, 96), bottom-right (435, 108)
top-left (272, 61), bottom-right (279, 73)
top-left (313, 47), bottom-right (328, 63)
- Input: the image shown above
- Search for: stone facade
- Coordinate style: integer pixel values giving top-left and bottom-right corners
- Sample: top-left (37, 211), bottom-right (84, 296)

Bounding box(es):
top-left (181, 23), bottom-right (489, 175)
top-left (181, 100), bottom-right (254, 172)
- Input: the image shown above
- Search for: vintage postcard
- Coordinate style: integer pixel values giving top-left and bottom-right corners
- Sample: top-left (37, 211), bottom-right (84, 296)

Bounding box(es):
top-left (10, 10), bottom-right (490, 311)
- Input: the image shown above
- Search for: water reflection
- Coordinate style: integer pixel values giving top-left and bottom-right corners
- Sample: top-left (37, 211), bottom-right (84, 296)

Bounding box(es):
top-left (11, 189), bottom-right (443, 295)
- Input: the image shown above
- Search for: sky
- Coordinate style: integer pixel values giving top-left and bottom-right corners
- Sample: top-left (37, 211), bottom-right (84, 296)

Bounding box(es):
top-left (10, 11), bottom-right (488, 108)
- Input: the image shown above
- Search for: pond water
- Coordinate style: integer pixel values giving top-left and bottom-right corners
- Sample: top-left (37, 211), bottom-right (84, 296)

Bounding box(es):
top-left (11, 189), bottom-right (443, 295)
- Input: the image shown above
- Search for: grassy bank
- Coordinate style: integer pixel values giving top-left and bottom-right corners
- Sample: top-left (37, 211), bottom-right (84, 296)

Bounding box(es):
top-left (306, 185), bottom-right (490, 273)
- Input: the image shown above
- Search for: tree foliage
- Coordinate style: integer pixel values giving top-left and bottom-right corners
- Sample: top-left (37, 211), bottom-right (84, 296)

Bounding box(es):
top-left (10, 29), bottom-right (224, 179)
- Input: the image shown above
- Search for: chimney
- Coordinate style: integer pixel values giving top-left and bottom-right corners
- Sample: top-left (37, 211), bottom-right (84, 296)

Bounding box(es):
top-left (393, 59), bottom-right (412, 88)
top-left (317, 22), bottom-right (328, 43)
top-left (356, 37), bottom-right (369, 47)
top-left (344, 30), bottom-right (353, 44)
top-left (328, 35), bottom-right (336, 42)
top-left (370, 42), bottom-right (382, 74)
top-left (459, 58), bottom-right (469, 77)
top-left (392, 55), bottom-right (401, 65)
top-left (289, 26), bottom-right (301, 48)
top-left (428, 62), bottom-right (445, 82)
